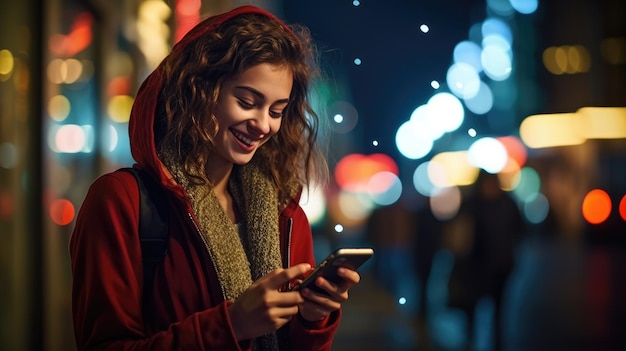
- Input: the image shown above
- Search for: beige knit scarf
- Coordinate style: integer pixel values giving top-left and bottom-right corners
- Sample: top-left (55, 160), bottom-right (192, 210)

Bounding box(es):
top-left (160, 151), bottom-right (283, 350)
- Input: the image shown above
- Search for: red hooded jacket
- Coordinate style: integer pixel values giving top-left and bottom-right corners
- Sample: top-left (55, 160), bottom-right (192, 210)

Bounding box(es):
top-left (70, 5), bottom-right (340, 350)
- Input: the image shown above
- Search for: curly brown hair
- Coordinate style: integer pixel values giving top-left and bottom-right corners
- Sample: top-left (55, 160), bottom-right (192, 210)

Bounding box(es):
top-left (155, 12), bottom-right (328, 204)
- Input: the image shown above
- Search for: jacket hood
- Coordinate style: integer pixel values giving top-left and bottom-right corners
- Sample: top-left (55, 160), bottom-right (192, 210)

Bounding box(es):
top-left (128, 5), bottom-right (292, 186)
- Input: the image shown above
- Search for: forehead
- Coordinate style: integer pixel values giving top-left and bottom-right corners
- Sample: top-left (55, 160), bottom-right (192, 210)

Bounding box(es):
top-left (226, 63), bottom-right (293, 99)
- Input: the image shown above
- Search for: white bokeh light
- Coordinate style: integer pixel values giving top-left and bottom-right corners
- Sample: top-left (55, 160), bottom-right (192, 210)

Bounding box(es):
top-left (427, 92), bottom-right (465, 133)
top-left (467, 137), bottom-right (508, 173)
top-left (395, 119), bottom-right (434, 160)
top-left (447, 62), bottom-right (481, 99)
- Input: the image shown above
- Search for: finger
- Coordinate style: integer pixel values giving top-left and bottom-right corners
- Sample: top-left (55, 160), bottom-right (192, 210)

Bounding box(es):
top-left (301, 289), bottom-right (343, 309)
top-left (335, 268), bottom-right (361, 287)
top-left (266, 263), bottom-right (311, 289)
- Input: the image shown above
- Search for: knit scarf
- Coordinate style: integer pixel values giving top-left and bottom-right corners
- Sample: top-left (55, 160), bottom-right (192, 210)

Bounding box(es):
top-left (161, 151), bottom-right (283, 350)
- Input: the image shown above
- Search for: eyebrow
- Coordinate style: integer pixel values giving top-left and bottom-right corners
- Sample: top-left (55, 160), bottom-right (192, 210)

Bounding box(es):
top-left (235, 86), bottom-right (290, 104)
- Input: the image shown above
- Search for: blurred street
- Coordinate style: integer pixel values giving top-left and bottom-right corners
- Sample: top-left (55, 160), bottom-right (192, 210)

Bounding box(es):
top-left (332, 236), bottom-right (626, 351)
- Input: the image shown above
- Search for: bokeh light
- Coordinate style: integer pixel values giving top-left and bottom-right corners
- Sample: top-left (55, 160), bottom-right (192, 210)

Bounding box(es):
top-left (0, 142), bottom-right (18, 169)
top-left (497, 135), bottom-right (527, 168)
top-left (0, 190), bottom-right (15, 220)
top-left (511, 167), bottom-right (541, 203)
top-left (447, 62), bottom-right (480, 99)
top-left (49, 124), bottom-right (94, 153)
top-left (48, 12), bottom-right (93, 57)
top-left (482, 18), bottom-right (512, 45)
top-left (430, 186), bottom-right (462, 221)
top-left (430, 152), bottom-right (480, 187)
top-left (107, 95), bottom-right (134, 123)
top-left (367, 171), bottom-right (402, 206)
top-left (620, 194), bottom-right (626, 222)
top-left (47, 58), bottom-right (84, 84)
top-left (582, 189), bottom-right (612, 224)
top-left (453, 40), bottom-right (483, 73)
top-left (334, 153), bottom-right (398, 192)
top-left (523, 193), bottom-right (549, 224)
top-left (467, 137), bottom-right (508, 173)
top-left (487, 0), bottom-right (515, 17)
top-left (463, 81), bottom-right (493, 115)
top-left (138, 0), bottom-right (172, 69)
top-left (520, 113), bottom-right (586, 148)
top-left (510, 0), bottom-right (539, 14)
top-left (427, 92), bottom-right (465, 133)
top-left (328, 101), bottom-right (359, 134)
top-left (49, 198), bottom-right (75, 226)
top-left (481, 43), bottom-right (512, 81)
top-left (48, 95), bottom-right (71, 121)
top-left (395, 119), bottom-right (434, 160)
top-left (413, 162), bottom-right (440, 197)
top-left (0, 49), bottom-right (14, 81)
top-left (300, 185), bottom-right (326, 226)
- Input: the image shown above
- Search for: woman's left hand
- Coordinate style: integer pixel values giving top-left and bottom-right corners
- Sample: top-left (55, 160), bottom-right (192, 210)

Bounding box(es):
top-left (297, 267), bottom-right (361, 322)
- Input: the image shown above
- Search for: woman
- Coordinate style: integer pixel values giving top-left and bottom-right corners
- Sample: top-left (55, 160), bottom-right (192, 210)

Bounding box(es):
top-left (70, 5), bottom-right (360, 350)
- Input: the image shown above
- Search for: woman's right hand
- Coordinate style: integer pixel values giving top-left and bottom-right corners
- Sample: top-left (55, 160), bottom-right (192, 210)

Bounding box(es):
top-left (227, 263), bottom-right (311, 340)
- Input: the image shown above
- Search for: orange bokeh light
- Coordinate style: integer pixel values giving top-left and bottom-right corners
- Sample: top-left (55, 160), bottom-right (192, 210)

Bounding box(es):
top-left (50, 198), bottom-right (76, 226)
top-left (619, 194), bottom-right (626, 222)
top-left (107, 76), bottom-right (132, 97)
top-left (582, 189), bottom-right (612, 225)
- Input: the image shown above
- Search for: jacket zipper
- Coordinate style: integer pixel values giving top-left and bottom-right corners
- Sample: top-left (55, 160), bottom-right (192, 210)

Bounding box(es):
top-left (285, 217), bottom-right (293, 268)
top-left (188, 212), bottom-right (227, 300)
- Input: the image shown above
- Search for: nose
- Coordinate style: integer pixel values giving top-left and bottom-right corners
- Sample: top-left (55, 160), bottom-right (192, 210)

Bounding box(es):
top-left (248, 109), bottom-right (271, 137)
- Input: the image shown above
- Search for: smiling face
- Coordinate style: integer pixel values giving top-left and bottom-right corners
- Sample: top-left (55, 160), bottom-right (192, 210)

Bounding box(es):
top-left (212, 63), bottom-right (293, 168)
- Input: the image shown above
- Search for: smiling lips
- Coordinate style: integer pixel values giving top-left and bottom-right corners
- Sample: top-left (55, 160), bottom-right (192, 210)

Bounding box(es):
top-left (230, 128), bottom-right (257, 149)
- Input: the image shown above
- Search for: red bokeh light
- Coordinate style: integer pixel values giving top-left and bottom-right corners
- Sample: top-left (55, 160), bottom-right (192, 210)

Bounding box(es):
top-left (49, 198), bottom-right (76, 226)
top-left (334, 153), bottom-right (398, 192)
top-left (48, 12), bottom-right (94, 57)
top-left (497, 135), bottom-right (527, 169)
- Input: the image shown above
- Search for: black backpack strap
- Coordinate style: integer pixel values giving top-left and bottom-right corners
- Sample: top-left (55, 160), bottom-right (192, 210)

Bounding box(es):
top-left (119, 167), bottom-right (169, 300)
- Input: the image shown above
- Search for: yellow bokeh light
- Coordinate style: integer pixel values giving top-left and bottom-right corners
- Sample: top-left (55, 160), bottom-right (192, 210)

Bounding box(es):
top-left (107, 95), bottom-right (134, 123)
top-left (543, 47), bottom-right (563, 75)
top-left (543, 45), bottom-right (591, 75)
top-left (0, 49), bottom-right (15, 80)
top-left (519, 107), bottom-right (626, 150)
top-left (48, 95), bottom-right (71, 121)
top-left (47, 58), bottom-right (64, 84)
top-left (555, 46), bottom-right (568, 74)
top-left (63, 59), bottom-right (83, 84)
top-left (430, 151), bottom-right (479, 187)
top-left (520, 113), bottom-right (585, 148)
top-left (576, 107), bottom-right (626, 139)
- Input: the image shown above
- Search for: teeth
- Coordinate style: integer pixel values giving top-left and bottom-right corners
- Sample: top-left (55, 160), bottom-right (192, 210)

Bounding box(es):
top-left (231, 129), bottom-right (253, 146)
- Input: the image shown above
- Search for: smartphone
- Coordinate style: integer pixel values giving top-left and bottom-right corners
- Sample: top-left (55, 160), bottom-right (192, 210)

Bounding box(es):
top-left (293, 248), bottom-right (374, 295)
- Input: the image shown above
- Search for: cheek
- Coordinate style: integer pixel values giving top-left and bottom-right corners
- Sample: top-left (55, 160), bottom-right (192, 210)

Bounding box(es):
top-left (271, 118), bottom-right (283, 134)
top-left (269, 118), bottom-right (283, 137)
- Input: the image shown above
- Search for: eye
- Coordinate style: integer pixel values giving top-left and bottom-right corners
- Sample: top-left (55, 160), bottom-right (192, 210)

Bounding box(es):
top-left (269, 110), bottom-right (284, 118)
top-left (237, 98), bottom-right (254, 109)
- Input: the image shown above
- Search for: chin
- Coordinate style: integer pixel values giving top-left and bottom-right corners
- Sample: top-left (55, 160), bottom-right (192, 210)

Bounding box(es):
top-left (232, 156), bottom-right (255, 166)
